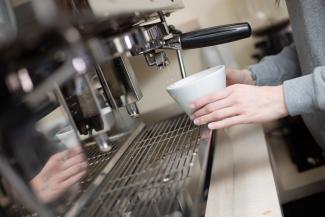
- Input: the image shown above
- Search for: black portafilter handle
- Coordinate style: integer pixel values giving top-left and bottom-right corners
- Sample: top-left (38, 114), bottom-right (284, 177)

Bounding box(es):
top-left (180, 22), bottom-right (251, 49)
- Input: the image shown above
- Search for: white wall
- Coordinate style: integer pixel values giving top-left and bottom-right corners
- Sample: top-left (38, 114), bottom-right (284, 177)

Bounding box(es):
top-left (166, 0), bottom-right (253, 68)
top-left (166, 0), bottom-right (289, 68)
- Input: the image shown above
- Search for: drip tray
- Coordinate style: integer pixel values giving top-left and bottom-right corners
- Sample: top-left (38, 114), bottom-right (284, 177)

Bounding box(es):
top-left (9, 114), bottom-right (208, 217)
top-left (73, 115), bottom-right (202, 217)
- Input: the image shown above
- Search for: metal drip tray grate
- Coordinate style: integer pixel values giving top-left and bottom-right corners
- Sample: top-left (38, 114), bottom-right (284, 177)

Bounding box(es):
top-left (80, 139), bottom-right (126, 189)
top-left (80, 114), bottom-right (201, 217)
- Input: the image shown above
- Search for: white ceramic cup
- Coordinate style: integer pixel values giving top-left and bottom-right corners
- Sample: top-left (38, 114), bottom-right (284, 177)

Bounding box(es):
top-left (166, 65), bottom-right (226, 115)
top-left (56, 126), bottom-right (79, 148)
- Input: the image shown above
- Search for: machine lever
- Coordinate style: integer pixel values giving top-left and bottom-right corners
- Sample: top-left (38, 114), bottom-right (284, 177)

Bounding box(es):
top-left (180, 22), bottom-right (251, 49)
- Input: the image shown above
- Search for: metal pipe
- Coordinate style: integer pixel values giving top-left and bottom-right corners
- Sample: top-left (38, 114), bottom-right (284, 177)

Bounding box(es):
top-left (176, 50), bottom-right (186, 78)
top-left (0, 0), bottom-right (17, 43)
top-left (126, 102), bottom-right (140, 118)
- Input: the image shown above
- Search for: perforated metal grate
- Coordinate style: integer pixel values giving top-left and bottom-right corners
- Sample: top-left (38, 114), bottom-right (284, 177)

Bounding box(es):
top-left (7, 115), bottom-right (201, 217)
top-left (80, 139), bottom-right (126, 189)
top-left (80, 114), bottom-right (200, 217)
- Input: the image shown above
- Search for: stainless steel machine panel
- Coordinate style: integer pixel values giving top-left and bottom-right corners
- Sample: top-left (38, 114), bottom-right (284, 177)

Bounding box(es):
top-left (88, 0), bottom-right (184, 17)
top-left (7, 114), bottom-right (210, 217)
top-left (77, 114), bottom-right (202, 217)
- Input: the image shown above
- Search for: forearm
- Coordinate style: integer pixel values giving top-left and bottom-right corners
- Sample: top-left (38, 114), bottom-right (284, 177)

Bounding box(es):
top-left (249, 44), bottom-right (302, 86)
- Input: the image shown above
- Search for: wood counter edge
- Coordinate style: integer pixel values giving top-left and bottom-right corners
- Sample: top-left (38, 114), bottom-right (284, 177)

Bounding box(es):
top-left (205, 124), bottom-right (282, 217)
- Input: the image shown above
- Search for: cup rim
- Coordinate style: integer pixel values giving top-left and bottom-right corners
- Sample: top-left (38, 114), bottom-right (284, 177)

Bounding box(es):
top-left (166, 65), bottom-right (225, 90)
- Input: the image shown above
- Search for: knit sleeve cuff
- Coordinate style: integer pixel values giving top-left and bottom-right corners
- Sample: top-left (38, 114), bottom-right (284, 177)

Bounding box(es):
top-left (248, 62), bottom-right (275, 86)
top-left (283, 74), bottom-right (315, 116)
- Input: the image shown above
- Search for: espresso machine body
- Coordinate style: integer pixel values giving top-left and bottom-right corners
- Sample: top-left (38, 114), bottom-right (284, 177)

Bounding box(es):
top-left (0, 1), bottom-right (251, 216)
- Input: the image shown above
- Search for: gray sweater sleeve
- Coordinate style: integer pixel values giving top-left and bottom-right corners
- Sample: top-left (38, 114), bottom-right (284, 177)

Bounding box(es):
top-left (249, 44), bottom-right (302, 86)
top-left (283, 67), bottom-right (325, 115)
top-left (249, 44), bottom-right (325, 116)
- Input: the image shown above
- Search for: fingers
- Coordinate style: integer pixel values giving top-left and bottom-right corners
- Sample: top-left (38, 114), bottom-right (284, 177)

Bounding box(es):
top-left (48, 147), bottom-right (83, 164)
top-left (50, 150), bottom-right (68, 162)
top-left (60, 170), bottom-right (86, 190)
top-left (208, 115), bottom-right (246, 129)
top-left (62, 153), bottom-right (86, 170)
top-left (66, 147), bottom-right (83, 158)
top-left (57, 161), bottom-right (87, 182)
top-left (193, 107), bottom-right (239, 126)
top-left (30, 147), bottom-right (87, 203)
top-left (192, 97), bottom-right (233, 119)
top-left (226, 68), bottom-right (237, 86)
top-left (38, 146), bottom-right (87, 182)
top-left (191, 88), bottom-right (231, 111)
top-left (42, 151), bottom-right (69, 171)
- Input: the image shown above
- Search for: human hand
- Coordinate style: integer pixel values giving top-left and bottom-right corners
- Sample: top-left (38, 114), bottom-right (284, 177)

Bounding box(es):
top-left (226, 68), bottom-right (256, 86)
top-left (191, 84), bottom-right (288, 129)
top-left (30, 147), bottom-right (87, 203)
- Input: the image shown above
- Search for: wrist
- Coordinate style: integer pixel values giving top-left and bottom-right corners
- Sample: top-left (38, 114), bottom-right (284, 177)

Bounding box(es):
top-left (269, 85), bottom-right (288, 117)
top-left (243, 69), bottom-right (256, 85)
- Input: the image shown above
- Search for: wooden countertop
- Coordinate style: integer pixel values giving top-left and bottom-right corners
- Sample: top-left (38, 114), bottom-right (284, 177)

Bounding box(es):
top-left (205, 124), bottom-right (282, 217)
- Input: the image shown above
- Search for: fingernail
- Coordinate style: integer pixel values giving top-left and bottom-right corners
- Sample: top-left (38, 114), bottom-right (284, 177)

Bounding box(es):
top-left (194, 119), bottom-right (200, 125)
top-left (208, 123), bottom-right (214, 129)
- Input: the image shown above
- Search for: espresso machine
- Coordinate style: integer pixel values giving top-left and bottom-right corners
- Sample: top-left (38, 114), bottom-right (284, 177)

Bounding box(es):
top-left (0, 0), bottom-right (251, 216)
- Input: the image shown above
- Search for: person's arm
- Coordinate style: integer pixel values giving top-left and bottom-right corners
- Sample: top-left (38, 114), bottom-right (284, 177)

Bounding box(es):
top-left (190, 66), bottom-right (325, 129)
top-left (284, 66), bottom-right (325, 116)
top-left (249, 43), bottom-right (302, 86)
top-left (189, 45), bottom-right (325, 129)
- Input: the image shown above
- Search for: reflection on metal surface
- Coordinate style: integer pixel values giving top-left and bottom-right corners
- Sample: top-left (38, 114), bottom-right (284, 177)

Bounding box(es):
top-left (6, 113), bottom-right (209, 217)
top-left (125, 102), bottom-right (140, 118)
top-left (7, 137), bottom-right (127, 217)
top-left (176, 50), bottom-right (186, 78)
top-left (79, 114), bottom-right (200, 217)
top-left (94, 133), bottom-right (112, 152)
